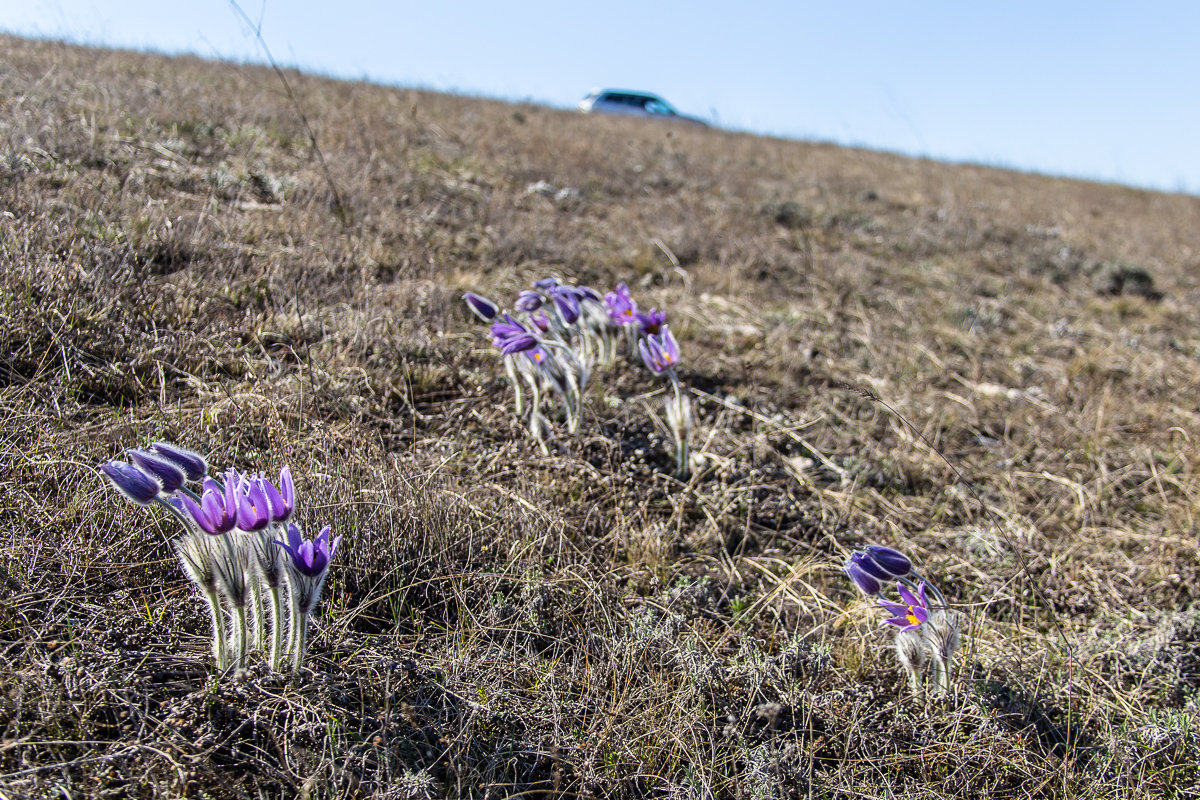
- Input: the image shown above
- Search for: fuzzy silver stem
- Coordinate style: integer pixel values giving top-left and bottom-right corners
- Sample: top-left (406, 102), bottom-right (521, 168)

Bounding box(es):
top-left (894, 628), bottom-right (927, 695)
top-left (268, 584), bottom-right (285, 672)
top-left (202, 588), bottom-right (228, 672)
top-left (230, 602), bottom-right (248, 671)
top-left (291, 610), bottom-right (309, 674)
top-left (666, 372), bottom-right (692, 479)
top-left (248, 580), bottom-right (263, 653)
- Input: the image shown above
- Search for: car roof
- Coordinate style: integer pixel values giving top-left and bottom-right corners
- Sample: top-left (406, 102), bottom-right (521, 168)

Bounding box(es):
top-left (586, 88), bottom-right (667, 101)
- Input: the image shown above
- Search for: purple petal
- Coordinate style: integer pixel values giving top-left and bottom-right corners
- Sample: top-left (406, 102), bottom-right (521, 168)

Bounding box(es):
top-left (286, 522), bottom-right (303, 551)
top-left (897, 583), bottom-right (919, 608)
top-left (279, 466), bottom-right (295, 511)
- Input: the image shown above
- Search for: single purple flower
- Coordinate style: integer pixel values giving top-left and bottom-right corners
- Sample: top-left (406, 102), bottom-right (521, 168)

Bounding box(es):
top-left (463, 291), bottom-right (499, 322)
top-left (529, 311), bottom-right (551, 332)
top-left (491, 316), bottom-right (539, 354)
top-left (149, 442), bottom-right (207, 483)
top-left (533, 277), bottom-right (559, 291)
top-left (500, 333), bottom-right (539, 354)
top-left (638, 325), bottom-right (681, 374)
top-left (99, 460), bottom-right (161, 505)
top-left (275, 523), bottom-right (341, 578)
top-left (848, 550), bottom-right (892, 582)
top-left (879, 582), bottom-right (931, 632)
top-left (634, 308), bottom-right (667, 336)
top-left (604, 282), bottom-right (638, 324)
top-left (229, 470), bottom-right (272, 532)
top-left (128, 449), bottom-right (187, 495)
top-left (525, 346), bottom-right (550, 367)
top-left (179, 476), bottom-right (239, 535)
top-left (550, 286), bottom-right (581, 324)
top-left (255, 466), bottom-right (295, 523)
top-left (577, 285), bottom-right (603, 303)
top-left (514, 290), bottom-right (543, 312)
top-left (864, 545), bottom-right (912, 578)
top-left (844, 554), bottom-right (883, 595)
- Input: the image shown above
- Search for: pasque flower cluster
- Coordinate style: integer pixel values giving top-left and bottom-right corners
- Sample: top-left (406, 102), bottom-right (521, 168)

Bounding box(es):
top-left (100, 442), bottom-right (341, 677)
top-left (464, 279), bottom-right (692, 476)
top-left (844, 545), bottom-right (962, 695)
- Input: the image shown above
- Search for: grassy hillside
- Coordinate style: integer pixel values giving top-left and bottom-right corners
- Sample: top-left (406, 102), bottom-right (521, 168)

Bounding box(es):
top-left (3, 34), bottom-right (1200, 798)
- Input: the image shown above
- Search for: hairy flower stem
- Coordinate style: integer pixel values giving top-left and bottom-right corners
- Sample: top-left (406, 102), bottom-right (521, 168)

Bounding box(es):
top-left (268, 585), bottom-right (285, 671)
top-left (248, 581), bottom-right (263, 652)
top-left (292, 611), bottom-right (309, 674)
top-left (202, 588), bottom-right (229, 672)
top-left (932, 658), bottom-right (951, 695)
top-left (230, 603), bottom-right (249, 670)
top-left (666, 372), bottom-right (691, 479)
top-left (504, 355), bottom-right (523, 416)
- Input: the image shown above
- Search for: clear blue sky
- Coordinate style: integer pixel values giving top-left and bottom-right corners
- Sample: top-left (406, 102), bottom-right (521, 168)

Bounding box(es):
top-left (5, 1), bottom-right (1198, 194)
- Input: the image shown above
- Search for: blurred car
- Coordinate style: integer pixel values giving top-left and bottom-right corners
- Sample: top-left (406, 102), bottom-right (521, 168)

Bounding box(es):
top-left (577, 89), bottom-right (709, 126)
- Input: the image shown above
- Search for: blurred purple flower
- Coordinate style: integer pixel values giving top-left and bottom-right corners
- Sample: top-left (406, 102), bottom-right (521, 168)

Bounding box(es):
top-left (635, 308), bottom-right (667, 336)
top-left (463, 292), bottom-right (499, 322)
top-left (99, 460), bottom-right (161, 506)
top-left (533, 277), bottom-right (559, 291)
top-left (514, 290), bottom-right (543, 312)
top-left (128, 449), bottom-right (187, 494)
top-left (638, 325), bottom-right (681, 374)
top-left (578, 285), bottom-right (603, 303)
top-left (550, 286), bottom-right (581, 324)
top-left (605, 282), bottom-right (638, 324)
top-left (491, 317), bottom-right (539, 354)
top-left (149, 442), bottom-right (207, 483)
top-left (879, 582), bottom-right (931, 632)
top-left (529, 311), bottom-right (551, 332)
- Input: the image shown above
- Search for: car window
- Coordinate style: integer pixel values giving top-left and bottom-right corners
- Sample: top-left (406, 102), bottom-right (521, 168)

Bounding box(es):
top-left (644, 100), bottom-right (672, 115)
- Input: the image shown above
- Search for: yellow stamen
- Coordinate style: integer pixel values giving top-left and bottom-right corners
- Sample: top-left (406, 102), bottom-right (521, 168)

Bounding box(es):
top-left (906, 611), bottom-right (920, 626)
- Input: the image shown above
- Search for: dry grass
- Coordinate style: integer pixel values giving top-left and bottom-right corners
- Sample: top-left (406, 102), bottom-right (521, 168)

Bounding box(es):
top-left (2, 33), bottom-right (1200, 799)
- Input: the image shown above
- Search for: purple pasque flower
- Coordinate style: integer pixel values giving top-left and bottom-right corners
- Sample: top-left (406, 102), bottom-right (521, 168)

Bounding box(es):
top-left (149, 442), bottom-right (207, 483)
top-left (605, 282), bottom-right (638, 324)
top-left (844, 552), bottom-right (885, 595)
top-left (228, 470), bottom-right (272, 532)
top-left (255, 466), bottom-right (295, 522)
top-left (491, 316), bottom-right (539, 354)
top-left (634, 308), bottom-right (667, 336)
top-left (549, 286), bottom-right (581, 324)
top-left (127, 449), bottom-right (187, 494)
top-left (178, 476), bottom-right (239, 535)
top-left (577, 285), bottom-right (603, 304)
top-left (99, 460), bottom-right (161, 505)
top-left (275, 523), bottom-right (341, 578)
top-left (638, 325), bottom-right (681, 374)
top-left (514, 290), bottom-right (543, 312)
top-left (525, 345), bottom-right (551, 367)
top-left (533, 277), bottom-right (559, 291)
top-left (529, 311), bottom-right (551, 332)
top-left (863, 545), bottom-right (912, 578)
top-left (879, 581), bottom-right (931, 632)
top-left (463, 291), bottom-right (499, 322)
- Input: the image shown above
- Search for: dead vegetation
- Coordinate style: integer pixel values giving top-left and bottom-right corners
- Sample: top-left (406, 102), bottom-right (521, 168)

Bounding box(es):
top-left (2, 34), bottom-right (1200, 798)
